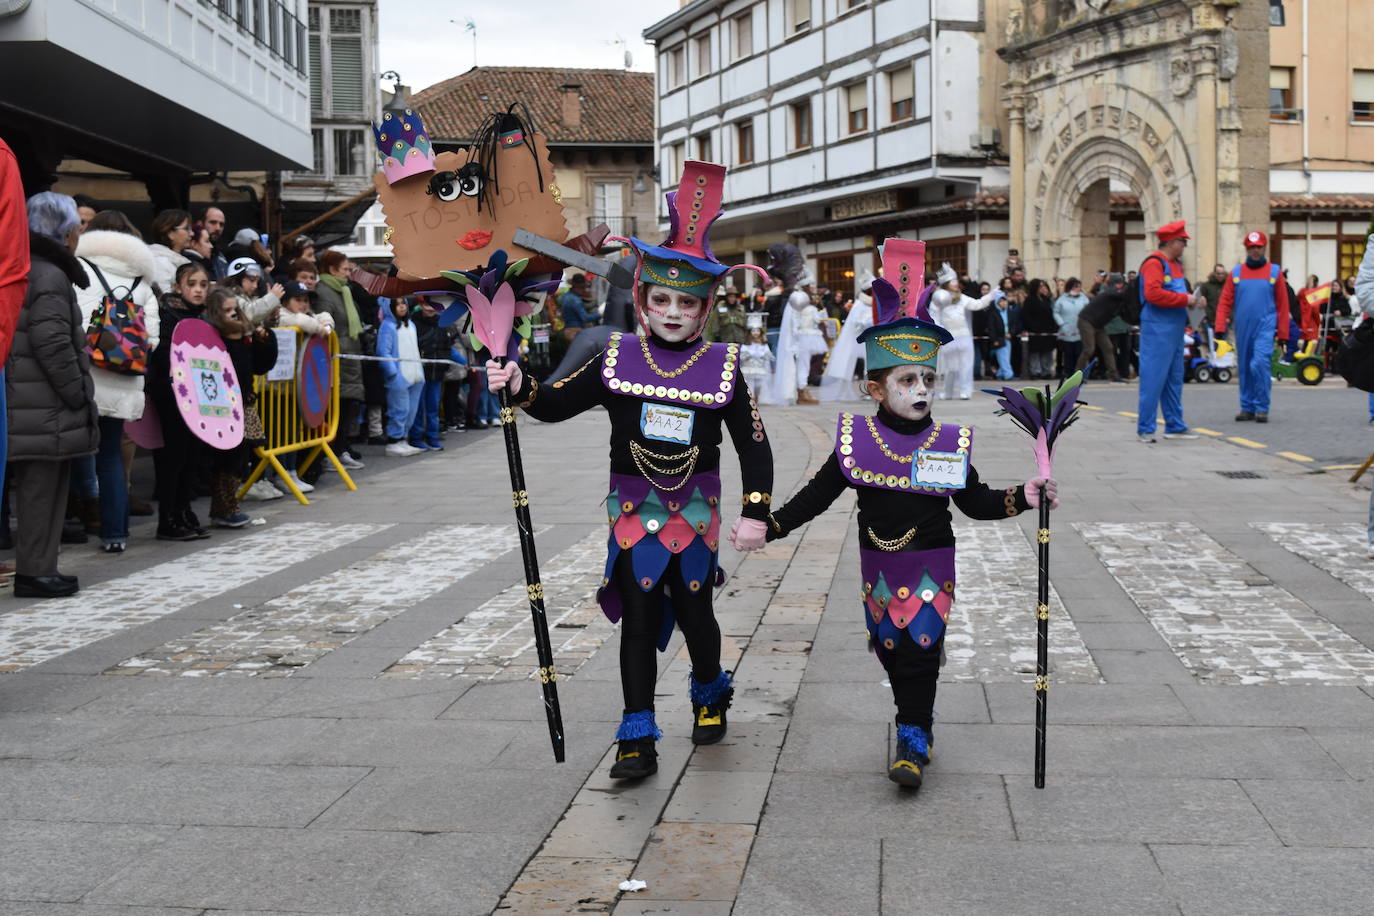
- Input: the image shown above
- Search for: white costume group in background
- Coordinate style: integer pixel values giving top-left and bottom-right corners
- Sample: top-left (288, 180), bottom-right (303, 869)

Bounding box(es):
top-left (764, 287), bottom-right (828, 404)
top-left (820, 273), bottom-right (874, 401)
top-left (762, 258), bottom-right (996, 403)
top-left (928, 262), bottom-right (997, 400)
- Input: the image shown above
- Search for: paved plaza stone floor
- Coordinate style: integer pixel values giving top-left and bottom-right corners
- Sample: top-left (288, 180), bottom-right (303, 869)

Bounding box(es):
top-left (2, 381), bottom-right (1373, 915)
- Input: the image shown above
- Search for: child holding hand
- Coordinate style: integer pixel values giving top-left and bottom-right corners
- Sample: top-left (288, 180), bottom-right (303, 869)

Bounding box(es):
top-left (760, 239), bottom-right (1060, 790)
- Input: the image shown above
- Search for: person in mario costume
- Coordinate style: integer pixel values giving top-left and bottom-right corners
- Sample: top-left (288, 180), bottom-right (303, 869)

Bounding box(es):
top-left (1213, 230), bottom-right (1290, 423)
top-left (1135, 220), bottom-right (1203, 442)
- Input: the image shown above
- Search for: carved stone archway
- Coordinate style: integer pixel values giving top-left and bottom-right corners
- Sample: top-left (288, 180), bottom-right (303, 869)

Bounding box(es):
top-left (1001, 0), bottom-right (1270, 280)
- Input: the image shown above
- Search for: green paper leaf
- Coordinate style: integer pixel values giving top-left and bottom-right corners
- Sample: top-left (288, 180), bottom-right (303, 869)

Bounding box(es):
top-left (438, 270), bottom-right (474, 286)
top-left (1051, 370), bottom-right (1084, 408)
top-left (504, 258), bottom-right (529, 279)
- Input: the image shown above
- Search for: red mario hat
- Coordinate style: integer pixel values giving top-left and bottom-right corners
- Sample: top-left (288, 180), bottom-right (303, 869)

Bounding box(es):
top-left (1244, 230), bottom-right (1268, 248)
top-left (1156, 220), bottom-right (1190, 242)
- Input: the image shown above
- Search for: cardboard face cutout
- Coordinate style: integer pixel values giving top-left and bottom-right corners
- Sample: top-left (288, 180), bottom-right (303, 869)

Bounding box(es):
top-left (376, 126), bottom-right (568, 280)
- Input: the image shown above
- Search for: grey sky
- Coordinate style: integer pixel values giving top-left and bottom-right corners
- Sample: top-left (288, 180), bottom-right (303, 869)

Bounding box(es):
top-left (378, 0), bottom-right (680, 93)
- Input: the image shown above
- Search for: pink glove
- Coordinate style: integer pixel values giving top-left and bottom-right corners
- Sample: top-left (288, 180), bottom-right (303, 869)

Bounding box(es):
top-left (485, 359), bottom-right (523, 395)
top-left (1024, 476), bottom-right (1060, 510)
top-left (729, 517), bottom-right (769, 552)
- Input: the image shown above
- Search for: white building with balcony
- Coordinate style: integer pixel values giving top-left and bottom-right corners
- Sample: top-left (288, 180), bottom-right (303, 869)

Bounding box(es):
top-left (278, 0), bottom-right (380, 247)
top-left (644, 0), bottom-right (1014, 292)
top-left (0, 0), bottom-right (311, 209)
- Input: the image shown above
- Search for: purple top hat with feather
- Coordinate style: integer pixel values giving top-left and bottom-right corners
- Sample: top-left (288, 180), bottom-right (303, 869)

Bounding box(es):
top-left (858, 238), bottom-right (952, 370)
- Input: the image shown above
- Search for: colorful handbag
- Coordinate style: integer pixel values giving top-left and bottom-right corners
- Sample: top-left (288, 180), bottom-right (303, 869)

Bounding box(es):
top-left (81, 257), bottom-right (149, 375)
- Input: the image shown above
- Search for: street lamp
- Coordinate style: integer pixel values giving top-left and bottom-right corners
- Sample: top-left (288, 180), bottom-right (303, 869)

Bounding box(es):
top-left (379, 70), bottom-right (410, 114)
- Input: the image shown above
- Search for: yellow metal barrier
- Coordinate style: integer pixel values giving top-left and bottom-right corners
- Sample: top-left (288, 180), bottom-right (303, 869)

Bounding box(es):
top-left (236, 329), bottom-right (356, 505)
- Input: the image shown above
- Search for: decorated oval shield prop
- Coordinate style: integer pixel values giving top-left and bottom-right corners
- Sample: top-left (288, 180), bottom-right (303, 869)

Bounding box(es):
top-left (170, 318), bottom-right (243, 450)
top-left (296, 333), bottom-right (333, 429)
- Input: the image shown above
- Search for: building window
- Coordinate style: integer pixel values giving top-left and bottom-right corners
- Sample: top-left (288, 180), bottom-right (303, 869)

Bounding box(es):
top-left (732, 11), bottom-right (752, 60)
top-left (594, 182), bottom-right (627, 235)
top-left (695, 132), bottom-right (713, 162)
top-left (667, 45), bottom-right (685, 89)
top-left (371, 225), bottom-right (389, 247)
top-left (309, 5), bottom-right (368, 118)
top-left (846, 83), bottom-right (869, 134)
top-left (889, 68), bottom-right (914, 122)
top-left (1339, 235), bottom-right (1365, 282)
top-left (818, 255), bottom-right (855, 294)
top-left (926, 241), bottom-right (968, 278)
top-left (1354, 70), bottom-right (1374, 121)
top-left (792, 101), bottom-right (812, 149)
top-left (737, 121), bottom-right (755, 165)
top-left (693, 32), bottom-right (711, 78)
top-left (308, 128), bottom-right (324, 174)
top-left (786, 0), bottom-right (810, 35)
top-left (1270, 67), bottom-right (1299, 121)
top-left (333, 128), bottom-right (366, 176)
top-left (666, 141), bottom-right (685, 180)
top-left (842, 0), bottom-right (868, 9)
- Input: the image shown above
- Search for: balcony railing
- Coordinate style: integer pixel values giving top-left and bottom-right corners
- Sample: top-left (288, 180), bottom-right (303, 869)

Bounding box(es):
top-left (203, 0), bottom-right (307, 76)
top-left (589, 216), bottom-right (637, 238)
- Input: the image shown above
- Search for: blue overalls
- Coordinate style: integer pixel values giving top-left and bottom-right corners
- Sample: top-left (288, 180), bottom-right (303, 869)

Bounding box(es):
top-left (1231, 263), bottom-right (1281, 415)
top-left (1136, 258), bottom-right (1190, 436)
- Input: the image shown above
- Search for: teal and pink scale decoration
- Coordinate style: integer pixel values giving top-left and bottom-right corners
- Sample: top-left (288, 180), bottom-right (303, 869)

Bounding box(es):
top-left (601, 470), bottom-right (723, 651)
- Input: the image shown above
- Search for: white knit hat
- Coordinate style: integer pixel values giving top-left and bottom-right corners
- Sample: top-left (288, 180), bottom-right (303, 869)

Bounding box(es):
top-left (937, 262), bottom-right (958, 286)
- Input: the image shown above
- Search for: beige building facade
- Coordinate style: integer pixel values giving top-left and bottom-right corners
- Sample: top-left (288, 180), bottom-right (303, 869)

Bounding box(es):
top-left (1000, 0), bottom-right (1270, 282)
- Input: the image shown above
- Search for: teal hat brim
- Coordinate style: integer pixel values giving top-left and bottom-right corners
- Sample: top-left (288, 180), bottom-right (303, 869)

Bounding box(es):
top-left (859, 317), bottom-right (952, 372)
top-left (639, 253), bottom-right (718, 299)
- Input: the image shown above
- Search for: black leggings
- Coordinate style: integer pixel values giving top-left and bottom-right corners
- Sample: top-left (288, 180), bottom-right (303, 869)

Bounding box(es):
top-left (150, 388), bottom-right (200, 527)
top-left (613, 550), bottom-right (721, 713)
top-left (883, 630), bottom-right (944, 731)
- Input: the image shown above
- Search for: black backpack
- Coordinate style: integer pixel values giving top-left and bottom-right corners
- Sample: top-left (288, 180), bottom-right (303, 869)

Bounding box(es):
top-left (1336, 319), bottom-right (1374, 392)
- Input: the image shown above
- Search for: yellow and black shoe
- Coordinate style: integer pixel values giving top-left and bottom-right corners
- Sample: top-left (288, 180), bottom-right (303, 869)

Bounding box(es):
top-left (689, 670), bottom-right (734, 745)
top-left (888, 725), bottom-right (931, 789)
top-left (609, 738), bottom-right (658, 780)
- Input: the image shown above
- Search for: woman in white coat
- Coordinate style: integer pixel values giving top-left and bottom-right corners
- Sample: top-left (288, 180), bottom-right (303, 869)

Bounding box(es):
top-left (74, 211), bottom-right (161, 552)
top-left (820, 271), bottom-right (874, 401)
top-left (928, 262), bottom-right (997, 399)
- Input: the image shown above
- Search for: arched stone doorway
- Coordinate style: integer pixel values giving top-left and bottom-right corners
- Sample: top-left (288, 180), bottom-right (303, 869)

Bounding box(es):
top-left (1000, 0), bottom-right (1270, 282)
top-left (1016, 83), bottom-right (1194, 280)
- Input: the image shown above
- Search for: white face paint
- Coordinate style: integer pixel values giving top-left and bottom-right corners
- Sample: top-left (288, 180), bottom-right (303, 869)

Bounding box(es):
top-left (868, 365), bottom-right (937, 422)
top-left (643, 284), bottom-right (705, 343)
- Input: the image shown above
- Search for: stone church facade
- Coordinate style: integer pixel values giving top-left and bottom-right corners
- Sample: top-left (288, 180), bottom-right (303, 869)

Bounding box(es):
top-left (1000, 0), bottom-right (1271, 280)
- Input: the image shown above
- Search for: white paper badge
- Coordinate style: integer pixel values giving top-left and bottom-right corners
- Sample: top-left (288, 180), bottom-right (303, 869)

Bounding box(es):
top-left (641, 402), bottom-right (695, 444)
top-left (912, 448), bottom-right (968, 489)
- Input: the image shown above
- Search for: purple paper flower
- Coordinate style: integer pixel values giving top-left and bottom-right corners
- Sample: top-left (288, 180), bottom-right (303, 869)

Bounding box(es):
top-left (176, 382), bottom-right (189, 399)
top-left (174, 351), bottom-right (186, 363)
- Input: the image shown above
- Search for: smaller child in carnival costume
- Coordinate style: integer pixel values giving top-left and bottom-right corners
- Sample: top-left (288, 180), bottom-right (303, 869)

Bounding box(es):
top-left (488, 160), bottom-right (775, 780)
top-left (763, 238), bottom-right (1060, 790)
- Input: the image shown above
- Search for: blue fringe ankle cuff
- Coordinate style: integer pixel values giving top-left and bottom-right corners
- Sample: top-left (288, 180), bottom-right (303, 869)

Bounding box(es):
top-left (689, 669), bottom-right (734, 706)
top-left (896, 724), bottom-right (929, 755)
top-left (615, 710), bottom-right (662, 741)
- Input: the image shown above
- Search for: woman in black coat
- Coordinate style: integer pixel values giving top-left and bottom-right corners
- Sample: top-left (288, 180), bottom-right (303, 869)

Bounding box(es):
top-left (7, 193), bottom-right (99, 598)
top-left (1021, 278), bottom-right (1059, 379)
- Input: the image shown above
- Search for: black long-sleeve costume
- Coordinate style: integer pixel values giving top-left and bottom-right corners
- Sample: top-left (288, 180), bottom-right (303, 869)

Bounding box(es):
top-left (767, 407), bottom-right (1030, 731)
top-left (517, 334), bottom-right (774, 715)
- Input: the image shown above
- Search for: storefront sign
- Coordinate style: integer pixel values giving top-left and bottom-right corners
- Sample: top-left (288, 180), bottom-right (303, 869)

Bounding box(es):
top-left (832, 190), bottom-right (898, 222)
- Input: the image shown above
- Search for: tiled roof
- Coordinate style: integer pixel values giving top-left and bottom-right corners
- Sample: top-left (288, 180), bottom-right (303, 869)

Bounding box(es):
top-left (412, 67), bottom-right (654, 146)
top-left (1271, 194), bottom-right (1374, 213)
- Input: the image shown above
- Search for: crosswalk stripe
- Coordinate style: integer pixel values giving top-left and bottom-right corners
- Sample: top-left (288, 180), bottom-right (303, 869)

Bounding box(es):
top-left (0, 523), bottom-right (385, 673)
top-left (106, 524), bottom-right (518, 677)
top-left (1255, 523), bottom-right (1374, 606)
top-left (384, 529), bottom-right (611, 680)
top-left (943, 522), bottom-right (1102, 684)
top-left (1077, 522), bottom-right (1374, 685)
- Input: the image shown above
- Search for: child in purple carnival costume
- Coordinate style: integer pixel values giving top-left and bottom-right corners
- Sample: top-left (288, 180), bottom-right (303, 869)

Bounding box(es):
top-left (763, 238), bottom-right (1061, 790)
top-left (488, 160), bottom-right (775, 780)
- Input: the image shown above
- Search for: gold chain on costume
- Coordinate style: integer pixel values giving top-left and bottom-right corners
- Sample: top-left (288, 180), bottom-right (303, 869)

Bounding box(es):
top-left (866, 526), bottom-right (918, 551)
top-left (629, 441), bottom-right (700, 491)
top-left (865, 417), bottom-right (942, 464)
top-left (640, 336), bottom-right (713, 379)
